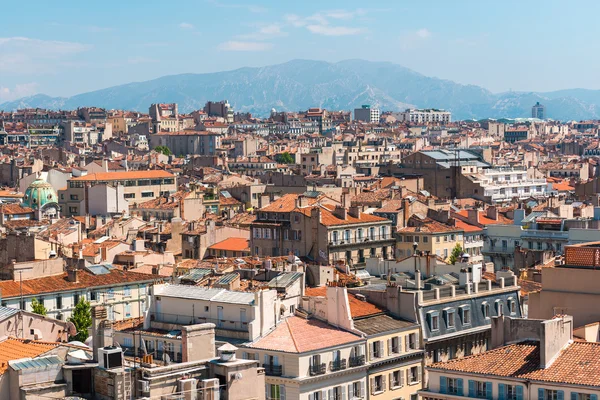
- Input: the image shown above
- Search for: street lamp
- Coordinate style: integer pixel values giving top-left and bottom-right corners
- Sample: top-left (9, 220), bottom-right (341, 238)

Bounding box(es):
top-left (412, 242), bottom-right (418, 256)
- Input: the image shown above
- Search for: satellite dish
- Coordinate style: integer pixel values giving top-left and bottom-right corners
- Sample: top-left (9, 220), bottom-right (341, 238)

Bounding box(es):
top-left (319, 250), bottom-right (326, 259)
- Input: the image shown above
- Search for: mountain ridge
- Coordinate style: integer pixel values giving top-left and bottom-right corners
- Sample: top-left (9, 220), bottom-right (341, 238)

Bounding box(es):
top-left (3, 59), bottom-right (600, 121)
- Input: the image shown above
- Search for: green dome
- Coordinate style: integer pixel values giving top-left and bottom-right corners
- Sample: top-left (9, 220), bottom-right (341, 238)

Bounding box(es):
top-left (23, 179), bottom-right (58, 210)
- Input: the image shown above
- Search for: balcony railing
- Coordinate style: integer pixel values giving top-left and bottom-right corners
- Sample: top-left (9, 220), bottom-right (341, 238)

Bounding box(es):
top-left (309, 363), bottom-right (326, 376)
top-left (329, 359), bottom-right (347, 372)
top-left (263, 364), bottom-right (283, 376)
top-left (149, 312), bottom-right (249, 332)
top-left (329, 234), bottom-right (393, 247)
top-left (349, 355), bottom-right (365, 367)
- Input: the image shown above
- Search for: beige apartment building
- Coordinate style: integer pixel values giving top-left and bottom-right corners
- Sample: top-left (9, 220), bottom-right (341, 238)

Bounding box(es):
top-left (59, 170), bottom-right (176, 217)
top-left (529, 242), bottom-right (600, 327)
top-left (149, 129), bottom-right (222, 156)
top-left (251, 193), bottom-right (395, 265)
top-left (396, 215), bottom-right (464, 260)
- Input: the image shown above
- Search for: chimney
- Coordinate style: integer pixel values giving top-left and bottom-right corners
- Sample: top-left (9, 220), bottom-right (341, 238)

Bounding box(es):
top-left (310, 207), bottom-right (322, 224)
top-left (100, 246), bottom-right (108, 261)
top-left (333, 205), bottom-right (347, 220)
top-left (152, 264), bottom-right (162, 275)
top-left (487, 206), bottom-right (498, 221)
top-left (67, 268), bottom-right (79, 283)
top-left (467, 209), bottom-right (480, 225)
top-left (342, 192), bottom-right (351, 208)
top-left (102, 159), bottom-right (109, 172)
top-left (402, 198), bottom-right (410, 228)
top-left (91, 306), bottom-right (112, 361)
top-left (348, 206), bottom-right (361, 219)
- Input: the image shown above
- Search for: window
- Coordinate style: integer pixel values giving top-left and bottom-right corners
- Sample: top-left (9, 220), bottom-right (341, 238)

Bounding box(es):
top-left (349, 381), bottom-right (364, 399)
top-left (469, 381), bottom-right (492, 399)
top-left (107, 288), bottom-right (114, 299)
top-left (124, 193), bottom-right (135, 199)
top-left (69, 207), bottom-right (78, 214)
top-left (441, 377), bottom-right (463, 395)
top-left (407, 333), bottom-right (418, 350)
top-left (499, 384), bottom-right (523, 400)
top-left (267, 384), bottom-right (285, 400)
top-left (370, 341), bottom-right (383, 359)
top-left (264, 228), bottom-right (271, 239)
top-left (482, 302), bottom-right (490, 318)
top-left (571, 393), bottom-right (595, 400)
top-left (124, 286), bottom-right (131, 297)
top-left (391, 370), bottom-right (403, 389)
top-left (390, 336), bottom-right (400, 354)
top-left (90, 291), bottom-right (98, 301)
top-left (125, 303), bottom-right (131, 318)
top-left (70, 194), bottom-right (79, 200)
top-left (73, 294), bottom-right (79, 305)
top-left (123, 337), bottom-right (133, 347)
top-left (423, 236), bottom-right (429, 243)
top-left (56, 296), bottom-right (62, 310)
top-left (460, 306), bottom-right (471, 325)
top-left (254, 228), bottom-right (262, 239)
top-left (539, 389), bottom-right (564, 400)
top-left (428, 312), bottom-right (439, 331)
top-left (414, 235), bottom-right (420, 243)
top-left (309, 391), bottom-right (322, 400)
top-left (509, 298), bottom-right (517, 315)
top-left (445, 309), bottom-right (455, 328)
top-left (408, 366), bottom-right (420, 384)
top-left (373, 375), bottom-right (385, 393)
top-left (141, 192), bottom-right (155, 198)
top-left (436, 236), bottom-right (441, 243)
top-left (496, 300), bottom-right (504, 316)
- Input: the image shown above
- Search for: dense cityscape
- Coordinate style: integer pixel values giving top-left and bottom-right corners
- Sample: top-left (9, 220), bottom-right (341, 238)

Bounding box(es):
top-left (0, 98), bottom-right (597, 399)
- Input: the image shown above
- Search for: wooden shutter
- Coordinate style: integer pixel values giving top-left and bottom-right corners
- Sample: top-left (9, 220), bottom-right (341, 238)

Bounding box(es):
top-left (381, 375), bottom-right (386, 391)
top-left (360, 381), bottom-right (365, 398)
top-left (387, 339), bottom-right (392, 355)
top-left (280, 385), bottom-right (286, 400)
top-left (348, 384), bottom-right (354, 400)
top-left (440, 376), bottom-right (447, 394)
top-left (486, 382), bottom-right (493, 400)
top-left (457, 379), bottom-right (464, 396)
top-left (341, 385), bottom-right (346, 400)
top-left (538, 388), bottom-right (544, 400)
top-left (369, 343), bottom-right (374, 360)
top-left (558, 391), bottom-right (564, 400)
top-left (516, 386), bottom-right (524, 400)
top-left (469, 380), bottom-right (475, 397)
top-left (499, 383), bottom-right (506, 400)
top-left (417, 366), bottom-right (421, 382)
top-left (370, 377), bottom-right (375, 395)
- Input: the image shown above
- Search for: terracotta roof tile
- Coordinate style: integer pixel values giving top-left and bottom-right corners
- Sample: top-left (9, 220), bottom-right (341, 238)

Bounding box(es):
top-left (305, 286), bottom-right (384, 318)
top-left (70, 170), bottom-right (174, 181)
top-left (0, 338), bottom-right (58, 374)
top-left (430, 341), bottom-right (600, 387)
top-left (208, 237), bottom-right (250, 252)
top-left (248, 316), bottom-right (361, 353)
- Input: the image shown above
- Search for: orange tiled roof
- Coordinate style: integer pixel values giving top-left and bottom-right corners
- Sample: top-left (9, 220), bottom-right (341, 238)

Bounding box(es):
top-left (305, 286), bottom-right (384, 318)
top-left (318, 206), bottom-right (388, 227)
top-left (260, 194), bottom-right (319, 213)
top-left (455, 219), bottom-right (483, 233)
top-left (208, 237), bottom-right (250, 252)
top-left (248, 316), bottom-right (361, 353)
top-left (70, 170), bottom-right (174, 181)
top-left (0, 269), bottom-right (157, 298)
top-left (0, 338), bottom-right (58, 374)
top-left (0, 203), bottom-right (34, 214)
top-left (430, 341), bottom-right (600, 387)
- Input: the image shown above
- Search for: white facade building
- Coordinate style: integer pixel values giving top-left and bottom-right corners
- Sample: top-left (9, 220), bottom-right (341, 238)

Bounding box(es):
top-left (399, 109), bottom-right (451, 124)
top-left (473, 168), bottom-right (551, 203)
top-left (354, 105), bottom-right (380, 124)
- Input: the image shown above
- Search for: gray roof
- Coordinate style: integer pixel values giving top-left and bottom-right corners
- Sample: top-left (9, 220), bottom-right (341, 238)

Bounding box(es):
top-left (268, 272), bottom-right (303, 289)
top-left (215, 273), bottom-right (240, 285)
top-left (353, 314), bottom-right (417, 336)
top-left (179, 268), bottom-right (213, 283)
top-left (156, 284), bottom-right (255, 305)
top-left (85, 264), bottom-right (114, 275)
top-left (422, 150), bottom-right (481, 161)
top-left (0, 306), bottom-right (18, 320)
top-left (10, 355), bottom-right (63, 371)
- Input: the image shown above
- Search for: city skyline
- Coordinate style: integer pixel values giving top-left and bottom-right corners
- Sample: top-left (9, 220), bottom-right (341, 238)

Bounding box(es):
top-left (3, 0), bottom-right (600, 103)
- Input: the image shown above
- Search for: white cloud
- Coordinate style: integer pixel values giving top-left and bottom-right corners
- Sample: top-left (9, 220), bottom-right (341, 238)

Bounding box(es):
top-left (179, 22), bottom-right (195, 30)
top-left (399, 28), bottom-right (433, 50)
top-left (285, 10), bottom-right (367, 37)
top-left (237, 23), bottom-right (287, 40)
top-left (0, 82), bottom-right (38, 102)
top-left (218, 41), bottom-right (273, 51)
top-left (0, 37), bottom-right (91, 73)
top-left (306, 25), bottom-right (364, 36)
top-left (416, 28), bottom-right (431, 39)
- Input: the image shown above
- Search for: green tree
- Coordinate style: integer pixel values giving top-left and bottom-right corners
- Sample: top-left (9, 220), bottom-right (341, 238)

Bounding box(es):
top-left (31, 298), bottom-right (47, 316)
top-left (154, 145), bottom-right (173, 156)
top-left (68, 298), bottom-right (92, 342)
top-left (448, 243), bottom-right (464, 265)
top-left (276, 152), bottom-right (295, 164)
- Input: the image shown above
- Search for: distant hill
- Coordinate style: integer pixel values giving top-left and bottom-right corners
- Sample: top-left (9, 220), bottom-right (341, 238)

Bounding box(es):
top-left (2, 59), bottom-right (600, 120)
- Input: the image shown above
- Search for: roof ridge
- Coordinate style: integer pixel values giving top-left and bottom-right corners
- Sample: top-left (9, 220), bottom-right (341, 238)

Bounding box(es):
top-left (285, 318), bottom-right (301, 353)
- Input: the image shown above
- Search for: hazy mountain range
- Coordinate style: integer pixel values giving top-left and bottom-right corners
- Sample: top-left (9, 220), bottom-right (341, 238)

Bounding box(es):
top-left (3, 59), bottom-right (600, 121)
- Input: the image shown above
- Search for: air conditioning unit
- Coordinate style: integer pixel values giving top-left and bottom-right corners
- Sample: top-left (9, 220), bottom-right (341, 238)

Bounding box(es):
top-left (138, 380), bottom-right (150, 394)
top-left (98, 346), bottom-right (123, 369)
top-left (178, 378), bottom-right (197, 393)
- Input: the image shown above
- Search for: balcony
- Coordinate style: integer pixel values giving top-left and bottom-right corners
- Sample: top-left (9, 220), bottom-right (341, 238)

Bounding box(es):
top-left (329, 359), bottom-right (347, 372)
top-left (349, 355), bottom-right (366, 367)
top-left (309, 363), bottom-right (326, 376)
top-left (520, 230), bottom-right (569, 240)
top-left (149, 312), bottom-right (249, 332)
top-left (263, 364), bottom-right (283, 376)
top-left (329, 234), bottom-right (394, 248)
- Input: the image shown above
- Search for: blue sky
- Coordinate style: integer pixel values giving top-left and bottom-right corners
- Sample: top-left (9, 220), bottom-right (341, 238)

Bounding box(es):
top-left (1, 0), bottom-right (599, 102)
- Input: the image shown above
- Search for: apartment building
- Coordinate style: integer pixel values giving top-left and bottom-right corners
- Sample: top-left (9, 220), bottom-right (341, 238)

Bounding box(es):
top-left (460, 168), bottom-right (551, 203)
top-left (504, 127), bottom-right (529, 143)
top-left (529, 241), bottom-right (600, 327)
top-left (149, 129), bottom-right (222, 156)
top-left (59, 170), bottom-right (176, 217)
top-left (148, 283), bottom-right (289, 341)
top-left (251, 193), bottom-right (395, 265)
top-left (354, 105), bottom-right (380, 124)
top-left (419, 316), bottom-right (600, 400)
top-left (204, 100), bottom-right (234, 123)
top-left (482, 208), bottom-right (600, 271)
top-left (0, 263), bottom-right (155, 322)
top-left (242, 313), bottom-right (366, 400)
top-left (396, 215), bottom-right (464, 260)
top-left (398, 109), bottom-right (451, 125)
top-left (350, 268), bottom-right (521, 366)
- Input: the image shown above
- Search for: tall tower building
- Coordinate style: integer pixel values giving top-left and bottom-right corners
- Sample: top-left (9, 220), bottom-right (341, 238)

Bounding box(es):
top-left (532, 102), bottom-right (545, 119)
